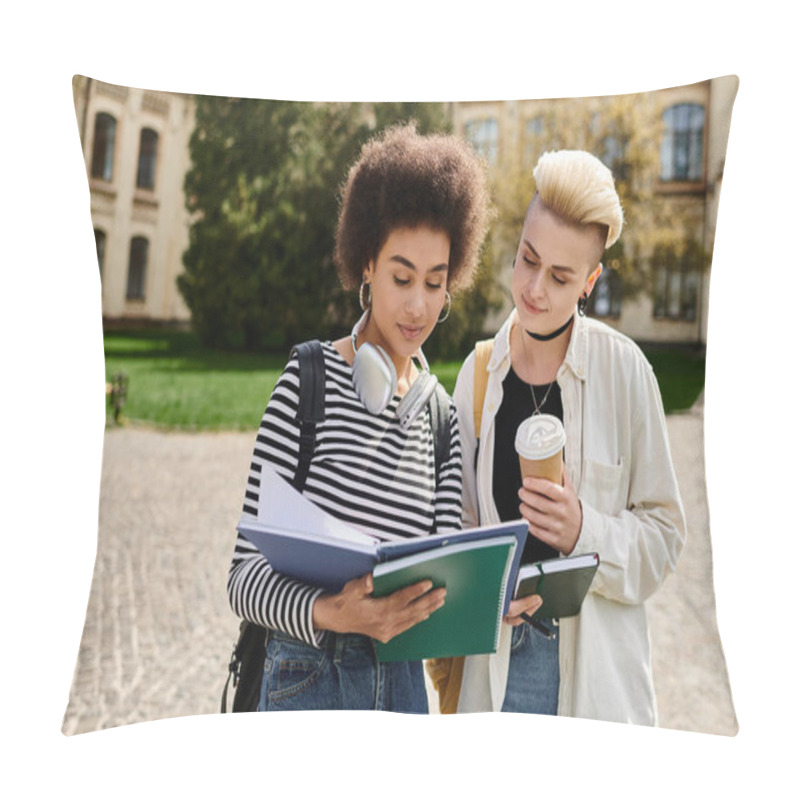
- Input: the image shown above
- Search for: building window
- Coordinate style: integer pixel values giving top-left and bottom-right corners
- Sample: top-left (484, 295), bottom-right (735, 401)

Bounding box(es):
top-left (523, 116), bottom-right (545, 164)
top-left (90, 113), bottom-right (116, 182)
top-left (600, 135), bottom-right (630, 182)
top-left (126, 236), bottom-right (148, 300)
top-left (587, 268), bottom-right (622, 319)
top-left (652, 247), bottom-right (699, 321)
top-left (660, 103), bottom-right (705, 182)
top-left (464, 118), bottom-right (498, 164)
top-left (526, 116), bottom-right (544, 138)
top-left (94, 229), bottom-right (106, 278)
top-left (137, 128), bottom-right (159, 190)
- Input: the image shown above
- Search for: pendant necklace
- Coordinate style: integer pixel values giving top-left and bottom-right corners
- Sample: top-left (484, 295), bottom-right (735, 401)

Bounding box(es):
top-left (530, 380), bottom-right (555, 416)
top-left (519, 323), bottom-right (556, 416)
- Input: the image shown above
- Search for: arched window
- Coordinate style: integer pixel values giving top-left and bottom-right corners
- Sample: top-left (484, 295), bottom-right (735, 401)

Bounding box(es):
top-left (126, 236), bottom-right (148, 300)
top-left (90, 113), bottom-right (116, 181)
top-left (526, 116), bottom-right (544, 138)
top-left (94, 229), bottom-right (106, 278)
top-left (137, 128), bottom-right (159, 190)
top-left (660, 103), bottom-right (705, 182)
top-left (523, 116), bottom-right (545, 164)
top-left (464, 118), bottom-right (499, 164)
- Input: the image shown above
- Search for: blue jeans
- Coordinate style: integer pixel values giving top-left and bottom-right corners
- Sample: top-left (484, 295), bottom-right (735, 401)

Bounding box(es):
top-left (501, 619), bottom-right (560, 714)
top-left (259, 630), bottom-right (429, 713)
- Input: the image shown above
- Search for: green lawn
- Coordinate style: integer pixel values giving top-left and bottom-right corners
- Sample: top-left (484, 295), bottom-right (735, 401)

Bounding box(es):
top-left (640, 345), bottom-right (706, 415)
top-left (103, 329), bottom-right (705, 430)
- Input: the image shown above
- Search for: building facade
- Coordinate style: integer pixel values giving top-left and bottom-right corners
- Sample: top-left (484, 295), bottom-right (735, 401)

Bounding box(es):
top-left (73, 77), bottom-right (737, 344)
top-left (73, 76), bottom-right (195, 325)
top-left (450, 76), bottom-right (738, 345)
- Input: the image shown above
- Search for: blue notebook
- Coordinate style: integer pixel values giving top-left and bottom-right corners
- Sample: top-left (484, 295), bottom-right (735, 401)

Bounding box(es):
top-left (237, 464), bottom-right (529, 610)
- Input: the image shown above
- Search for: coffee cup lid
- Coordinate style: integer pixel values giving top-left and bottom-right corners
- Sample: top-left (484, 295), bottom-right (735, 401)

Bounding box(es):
top-left (515, 413), bottom-right (566, 460)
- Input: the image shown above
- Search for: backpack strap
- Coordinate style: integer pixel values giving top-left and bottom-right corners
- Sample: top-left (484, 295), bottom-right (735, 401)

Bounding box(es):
top-left (473, 339), bottom-right (494, 471)
top-left (428, 381), bottom-right (451, 486)
top-left (289, 340), bottom-right (326, 493)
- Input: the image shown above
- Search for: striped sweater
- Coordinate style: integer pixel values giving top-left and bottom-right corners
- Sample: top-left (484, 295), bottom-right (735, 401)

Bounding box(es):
top-left (227, 341), bottom-right (463, 647)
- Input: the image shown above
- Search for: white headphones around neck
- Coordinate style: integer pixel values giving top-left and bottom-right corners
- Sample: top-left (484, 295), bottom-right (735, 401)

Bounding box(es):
top-left (350, 312), bottom-right (438, 430)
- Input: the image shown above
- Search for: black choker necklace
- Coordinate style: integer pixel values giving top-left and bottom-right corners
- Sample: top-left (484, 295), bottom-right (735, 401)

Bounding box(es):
top-left (525, 315), bottom-right (575, 342)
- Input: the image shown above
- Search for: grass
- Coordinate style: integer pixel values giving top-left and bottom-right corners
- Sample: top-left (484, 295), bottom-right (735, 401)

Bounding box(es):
top-left (103, 328), bottom-right (705, 430)
top-left (640, 345), bottom-right (706, 415)
top-left (103, 329), bottom-right (286, 430)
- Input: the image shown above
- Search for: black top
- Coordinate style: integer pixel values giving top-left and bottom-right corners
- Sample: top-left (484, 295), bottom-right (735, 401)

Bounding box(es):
top-left (492, 366), bottom-right (561, 565)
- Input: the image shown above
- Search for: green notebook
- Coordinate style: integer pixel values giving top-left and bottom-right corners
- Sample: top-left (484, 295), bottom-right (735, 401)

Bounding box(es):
top-left (514, 552), bottom-right (600, 620)
top-left (371, 536), bottom-right (517, 662)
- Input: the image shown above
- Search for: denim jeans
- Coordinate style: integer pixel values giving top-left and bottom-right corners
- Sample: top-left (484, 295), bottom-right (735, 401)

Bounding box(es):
top-left (259, 630), bottom-right (429, 713)
top-left (501, 619), bottom-right (560, 714)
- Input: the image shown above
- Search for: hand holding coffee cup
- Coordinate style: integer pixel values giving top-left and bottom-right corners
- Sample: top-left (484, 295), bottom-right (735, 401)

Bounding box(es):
top-left (514, 413), bottom-right (566, 485)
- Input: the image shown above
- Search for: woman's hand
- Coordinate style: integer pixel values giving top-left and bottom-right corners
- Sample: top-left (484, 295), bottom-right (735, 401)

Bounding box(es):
top-left (518, 468), bottom-right (583, 555)
top-left (504, 593), bottom-right (543, 627)
top-left (312, 573), bottom-right (446, 643)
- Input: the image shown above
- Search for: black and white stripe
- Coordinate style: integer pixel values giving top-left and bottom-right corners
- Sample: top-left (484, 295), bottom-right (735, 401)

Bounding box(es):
top-left (228, 341), bottom-right (462, 647)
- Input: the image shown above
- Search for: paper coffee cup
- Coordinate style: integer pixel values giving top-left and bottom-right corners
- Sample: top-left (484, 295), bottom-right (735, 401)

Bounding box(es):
top-left (515, 413), bottom-right (566, 484)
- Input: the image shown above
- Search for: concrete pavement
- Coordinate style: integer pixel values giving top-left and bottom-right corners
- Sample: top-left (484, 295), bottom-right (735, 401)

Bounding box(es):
top-left (61, 396), bottom-right (737, 735)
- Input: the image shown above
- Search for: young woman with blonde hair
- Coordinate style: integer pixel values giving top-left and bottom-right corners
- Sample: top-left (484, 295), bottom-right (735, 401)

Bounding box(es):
top-left (453, 149), bottom-right (686, 723)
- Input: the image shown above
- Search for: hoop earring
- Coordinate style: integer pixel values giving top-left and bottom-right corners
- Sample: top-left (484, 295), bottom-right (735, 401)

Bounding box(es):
top-left (438, 291), bottom-right (452, 324)
top-left (577, 293), bottom-right (588, 317)
top-left (359, 279), bottom-right (372, 311)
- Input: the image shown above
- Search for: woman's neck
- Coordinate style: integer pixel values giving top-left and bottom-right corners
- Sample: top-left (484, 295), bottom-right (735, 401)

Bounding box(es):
top-left (393, 357), bottom-right (416, 396)
top-left (510, 316), bottom-right (571, 385)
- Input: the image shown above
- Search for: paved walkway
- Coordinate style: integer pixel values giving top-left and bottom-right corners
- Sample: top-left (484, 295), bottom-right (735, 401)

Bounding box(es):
top-left (61, 396), bottom-right (737, 735)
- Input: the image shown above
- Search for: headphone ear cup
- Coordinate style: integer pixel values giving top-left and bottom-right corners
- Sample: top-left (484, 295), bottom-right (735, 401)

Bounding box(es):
top-left (396, 371), bottom-right (438, 430)
top-left (351, 342), bottom-right (397, 414)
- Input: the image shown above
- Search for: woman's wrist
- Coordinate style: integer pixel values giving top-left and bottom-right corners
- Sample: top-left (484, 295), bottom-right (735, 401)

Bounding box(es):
top-left (312, 593), bottom-right (342, 633)
top-left (564, 499), bottom-right (584, 555)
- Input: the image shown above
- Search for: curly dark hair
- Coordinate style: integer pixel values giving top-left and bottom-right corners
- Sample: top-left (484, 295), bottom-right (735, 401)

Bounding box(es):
top-left (334, 123), bottom-right (491, 293)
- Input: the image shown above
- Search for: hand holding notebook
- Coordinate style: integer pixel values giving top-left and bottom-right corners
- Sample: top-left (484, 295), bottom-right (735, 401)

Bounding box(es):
top-left (237, 464), bottom-right (530, 659)
top-left (514, 552), bottom-right (600, 621)
top-left (312, 571), bottom-right (448, 646)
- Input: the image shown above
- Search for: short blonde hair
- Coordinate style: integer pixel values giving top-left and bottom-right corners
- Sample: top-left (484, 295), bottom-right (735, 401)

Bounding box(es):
top-left (532, 150), bottom-right (624, 248)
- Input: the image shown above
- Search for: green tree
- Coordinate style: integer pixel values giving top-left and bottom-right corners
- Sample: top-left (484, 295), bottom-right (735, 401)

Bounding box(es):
top-left (179, 96), bottom-right (357, 349)
top-left (178, 97), bottom-right (500, 354)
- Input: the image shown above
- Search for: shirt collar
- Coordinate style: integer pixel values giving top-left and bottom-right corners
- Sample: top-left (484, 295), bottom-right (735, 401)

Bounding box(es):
top-left (563, 313), bottom-right (588, 381)
top-left (488, 309), bottom-right (588, 381)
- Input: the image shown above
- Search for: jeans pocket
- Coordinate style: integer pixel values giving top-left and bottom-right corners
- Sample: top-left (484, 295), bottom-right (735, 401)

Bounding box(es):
top-left (264, 634), bottom-right (330, 708)
top-left (509, 623), bottom-right (528, 652)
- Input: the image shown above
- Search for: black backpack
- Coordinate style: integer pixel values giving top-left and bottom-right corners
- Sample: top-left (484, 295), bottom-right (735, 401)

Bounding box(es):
top-left (221, 340), bottom-right (452, 712)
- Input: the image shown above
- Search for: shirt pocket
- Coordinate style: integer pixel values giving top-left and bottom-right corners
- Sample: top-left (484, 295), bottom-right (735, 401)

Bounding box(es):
top-left (581, 458), bottom-right (628, 516)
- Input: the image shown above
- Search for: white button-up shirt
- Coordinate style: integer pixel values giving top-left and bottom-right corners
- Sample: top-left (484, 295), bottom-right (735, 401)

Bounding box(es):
top-left (453, 310), bottom-right (686, 724)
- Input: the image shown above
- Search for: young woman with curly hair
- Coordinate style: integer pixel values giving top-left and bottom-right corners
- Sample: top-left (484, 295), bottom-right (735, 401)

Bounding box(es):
top-left (228, 123), bottom-right (493, 713)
